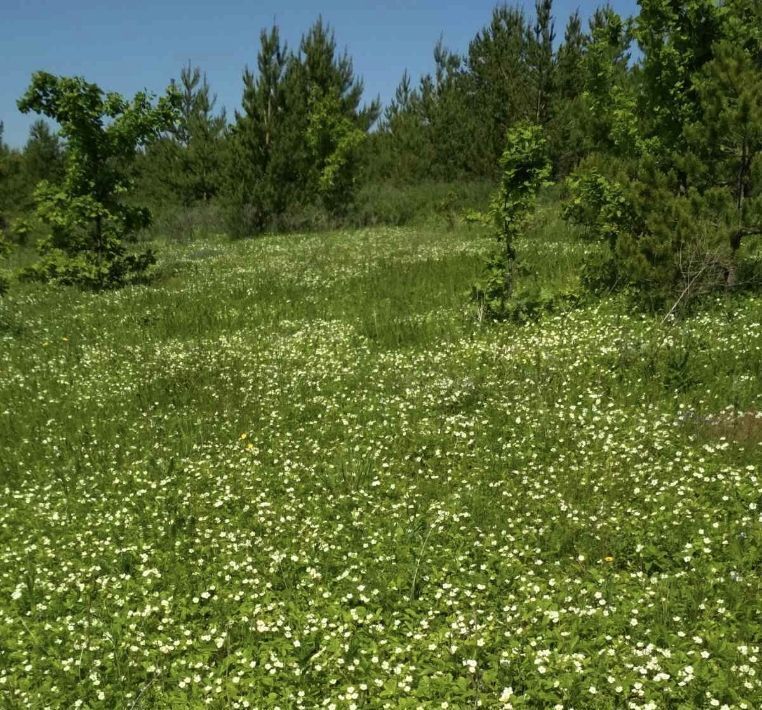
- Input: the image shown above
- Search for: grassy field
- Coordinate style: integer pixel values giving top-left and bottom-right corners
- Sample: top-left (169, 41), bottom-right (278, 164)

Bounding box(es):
top-left (0, 216), bottom-right (760, 708)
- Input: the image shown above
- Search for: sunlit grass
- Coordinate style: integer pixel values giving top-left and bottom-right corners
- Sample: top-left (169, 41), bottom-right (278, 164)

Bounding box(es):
top-left (0, 216), bottom-right (760, 708)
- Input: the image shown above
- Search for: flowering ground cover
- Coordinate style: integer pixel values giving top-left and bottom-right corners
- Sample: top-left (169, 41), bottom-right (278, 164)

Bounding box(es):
top-left (0, 222), bottom-right (760, 708)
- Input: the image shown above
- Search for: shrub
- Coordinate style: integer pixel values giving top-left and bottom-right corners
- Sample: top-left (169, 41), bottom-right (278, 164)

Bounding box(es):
top-left (565, 160), bottom-right (749, 312)
top-left (140, 202), bottom-right (225, 243)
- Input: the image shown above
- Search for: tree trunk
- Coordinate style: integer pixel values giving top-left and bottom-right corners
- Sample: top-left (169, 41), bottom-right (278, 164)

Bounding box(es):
top-left (726, 225), bottom-right (762, 288)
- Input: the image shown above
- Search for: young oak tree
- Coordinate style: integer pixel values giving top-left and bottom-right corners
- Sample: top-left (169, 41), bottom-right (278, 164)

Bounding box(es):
top-left (305, 88), bottom-right (365, 214)
top-left (17, 72), bottom-right (179, 288)
top-left (0, 122), bottom-right (10, 294)
top-left (474, 123), bottom-right (551, 319)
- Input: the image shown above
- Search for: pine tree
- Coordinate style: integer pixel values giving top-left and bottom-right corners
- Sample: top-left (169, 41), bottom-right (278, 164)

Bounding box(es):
top-left (295, 18), bottom-right (377, 203)
top-left (173, 64), bottom-right (227, 204)
top-left (530, 0), bottom-right (556, 126)
top-left (0, 122), bottom-right (10, 227)
top-left (555, 11), bottom-right (585, 102)
top-left (683, 41), bottom-right (762, 284)
top-left (0, 122), bottom-right (10, 294)
top-left (421, 40), bottom-right (474, 179)
top-left (139, 63), bottom-right (226, 209)
top-left (0, 122), bottom-right (26, 228)
top-left (372, 71), bottom-right (432, 182)
top-left (564, 1), bottom-right (762, 308)
top-left (23, 120), bottom-right (64, 193)
top-left (295, 18), bottom-right (379, 130)
top-left (226, 26), bottom-right (291, 234)
top-left (227, 20), bottom-right (378, 234)
top-left (549, 10), bottom-right (587, 175)
top-left (466, 5), bottom-right (532, 176)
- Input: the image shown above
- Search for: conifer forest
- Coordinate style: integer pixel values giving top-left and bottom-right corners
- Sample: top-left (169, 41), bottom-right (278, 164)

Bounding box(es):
top-left (0, 1), bottom-right (761, 708)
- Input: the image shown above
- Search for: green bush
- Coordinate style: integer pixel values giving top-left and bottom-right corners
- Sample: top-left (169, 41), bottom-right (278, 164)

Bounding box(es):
top-left (139, 201), bottom-right (225, 243)
top-left (565, 160), bottom-right (752, 312)
top-left (349, 180), bottom-right (492, 228)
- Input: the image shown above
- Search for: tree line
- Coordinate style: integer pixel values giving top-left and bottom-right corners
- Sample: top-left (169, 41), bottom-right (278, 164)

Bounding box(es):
top-left (0, 1), bottom-right (760, 311)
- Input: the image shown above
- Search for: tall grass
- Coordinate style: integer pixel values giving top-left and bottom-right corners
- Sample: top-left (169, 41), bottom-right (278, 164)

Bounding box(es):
top-left (133, 180), bottom-right (494, 242)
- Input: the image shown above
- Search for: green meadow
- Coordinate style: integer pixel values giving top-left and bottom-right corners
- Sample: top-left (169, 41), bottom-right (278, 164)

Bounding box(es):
top-left (1, 215), bottom-right (760, 708)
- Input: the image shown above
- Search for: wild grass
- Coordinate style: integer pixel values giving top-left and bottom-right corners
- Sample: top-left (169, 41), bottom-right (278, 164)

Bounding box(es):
top-left (0, 209), bottom-right (760, 708)
top-left (136, 180), bottom-right (495, 243)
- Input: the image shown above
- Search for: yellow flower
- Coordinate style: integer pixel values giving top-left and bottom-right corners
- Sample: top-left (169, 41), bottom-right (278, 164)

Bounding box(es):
top-left (604, 556), bottom-right (614, 563)
top-left (239, 433), bottom-right (248, 440)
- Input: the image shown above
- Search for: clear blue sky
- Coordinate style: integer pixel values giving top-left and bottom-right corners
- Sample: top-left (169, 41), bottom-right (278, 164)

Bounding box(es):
top-left (1, 0), bottom-right (639, 147)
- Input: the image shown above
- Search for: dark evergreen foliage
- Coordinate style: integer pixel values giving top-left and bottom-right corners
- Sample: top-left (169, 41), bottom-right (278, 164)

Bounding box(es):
top-left (223, 19), bottom-right (380, 236)
top-left (2, 2), bottom-right (761, 309)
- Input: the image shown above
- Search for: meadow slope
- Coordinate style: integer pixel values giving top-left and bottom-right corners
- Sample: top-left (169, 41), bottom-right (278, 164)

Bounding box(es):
top-left (1, 221), bottom-right (761, 708)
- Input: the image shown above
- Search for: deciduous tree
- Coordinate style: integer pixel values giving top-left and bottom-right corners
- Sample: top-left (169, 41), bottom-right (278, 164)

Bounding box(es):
top-left (18, 72), bottom-right (179, 288)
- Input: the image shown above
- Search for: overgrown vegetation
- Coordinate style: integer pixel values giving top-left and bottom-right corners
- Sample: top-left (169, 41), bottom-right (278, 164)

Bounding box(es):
top-left (561, 0), bottom-right (762, 312)
top-left (0, 2), bottom-right (761, 706)
top-left (3, 2), bottom-right (759, 306)
top-left (1, 220), bottom-right (760, 708)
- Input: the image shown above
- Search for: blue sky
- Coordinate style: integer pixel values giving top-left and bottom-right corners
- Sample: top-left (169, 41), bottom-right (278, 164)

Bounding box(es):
top-left (1, 0), bottom-right (639, 147)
